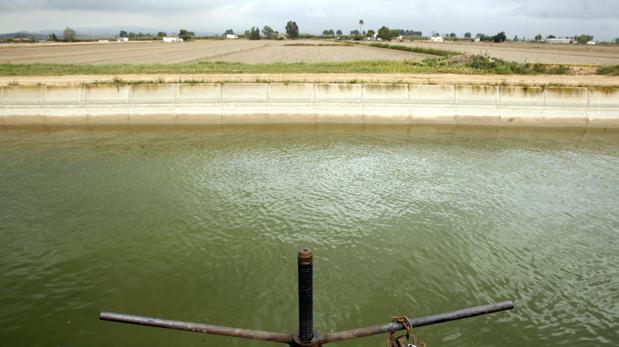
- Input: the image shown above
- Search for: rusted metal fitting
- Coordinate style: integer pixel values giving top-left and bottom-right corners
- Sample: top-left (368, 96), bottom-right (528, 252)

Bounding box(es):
top-left (292, 330), bottom-right (320, 347)
top-left (298, 248), bottom-right (313, 265)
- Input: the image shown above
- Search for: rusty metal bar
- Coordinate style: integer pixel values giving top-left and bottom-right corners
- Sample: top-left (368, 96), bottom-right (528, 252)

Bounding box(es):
top-left (99, 312), bottom-right (294, 344)
top-left (316, 300), bottom-right (514, 344)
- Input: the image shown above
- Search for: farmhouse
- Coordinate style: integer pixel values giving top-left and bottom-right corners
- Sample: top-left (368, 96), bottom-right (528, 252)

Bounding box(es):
top-left (226, 34), bottom-right (238, 39)
top-left (431, 36), bottom-right (444, 42)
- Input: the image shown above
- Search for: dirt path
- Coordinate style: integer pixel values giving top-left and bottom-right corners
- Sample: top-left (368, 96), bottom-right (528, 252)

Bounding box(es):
top-left (2, 73), bottom-right (618, 87)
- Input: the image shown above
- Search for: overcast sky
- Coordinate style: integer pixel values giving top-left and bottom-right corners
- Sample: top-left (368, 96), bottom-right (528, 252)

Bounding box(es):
top-left (1, 0), bottom-right (618, 40)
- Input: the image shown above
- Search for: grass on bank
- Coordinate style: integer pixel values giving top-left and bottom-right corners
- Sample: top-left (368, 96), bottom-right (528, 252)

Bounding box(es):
top-left (0, 57), bottom-right (614, 76)
top-left (367, 42), bottom-right (458, 57)
top-left (597, 65), bottom-right (619, 76)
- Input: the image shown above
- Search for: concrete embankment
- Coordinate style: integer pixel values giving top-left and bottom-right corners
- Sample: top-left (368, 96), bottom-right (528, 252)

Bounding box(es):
top-left (1, 82), bottom-right (618, 128)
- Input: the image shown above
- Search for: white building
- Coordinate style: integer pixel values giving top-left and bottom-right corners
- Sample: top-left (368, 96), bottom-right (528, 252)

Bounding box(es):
top-left (226, 34), bottom-right (238, 39)
top-left (430, 36), bottom-right (444, 42)
top-left (545, 38), bottom-right (572, 44)
top-left (117, 37), bottom-right (129, 42)
top-left (587, 40), bottom-right (597, 45)
top-left (163, 37), bottom-right (183, 43)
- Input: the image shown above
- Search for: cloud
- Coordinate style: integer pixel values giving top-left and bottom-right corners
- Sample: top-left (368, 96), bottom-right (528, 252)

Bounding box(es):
top-left (0, 0), bottom-right (227, 12)
top-left (511, 0), bottom-right (619, 19)
top-left (0, 0), bottom-right (618, 40)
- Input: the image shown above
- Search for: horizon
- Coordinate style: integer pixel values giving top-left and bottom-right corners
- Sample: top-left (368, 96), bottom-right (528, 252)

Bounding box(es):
top-left (0, 0), bottom-right (618, 41)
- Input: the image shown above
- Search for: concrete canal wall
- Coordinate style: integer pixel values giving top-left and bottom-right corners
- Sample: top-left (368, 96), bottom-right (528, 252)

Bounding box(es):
top-left (1, 82), bottom-right (618, 128)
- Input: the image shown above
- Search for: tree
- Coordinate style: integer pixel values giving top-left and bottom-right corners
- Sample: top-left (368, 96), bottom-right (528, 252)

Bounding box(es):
top-left (224, 29), bottom-right (235, 35)
top-left (158, 32), bottom-right (167, 37)
top-left (336, 29), bottom-right (342, 36)
top-left (513, 35), bottom-right (519, 41)
top-left (575, 34), bottom-right (593, 44)
top-left (547, 35), bottom-right (556, 39)
top-left (464, 32), bottom-right (472, 39)
top-left (449, 33), bottom-right (457, 39)
top-left (63, 27), bottom-right (76, 42)
top-left (350, 30), bottom-right (360, 36)
top-left (248, 27), bottom-right (261, 40)
top-left (376, 26), bottom-right (393, 41)
top-left (366, 29), bottom-right (375, 39)
top-left (179, 29), bottom-right (194, 41)
top-left (48, 33), bottom-right (58, 41)
top-left (261, 26), bottom-right (274, 39)
top-left (119, 30), bottom-right (128, 38)
top-left (400, 30), bottom-right (422, 36)
top-left (616, 38), bottom-right (619, 44)
top-left (535, 34), bottom-right (543, 41)
top-left (492, 31), bottom-right (507, 43)
top-left (286, 21), bottom-right (299, 39)
top-left (389, 29), bottom-right (401, 38)
top-left (359, 19), bottom-right (364, 34)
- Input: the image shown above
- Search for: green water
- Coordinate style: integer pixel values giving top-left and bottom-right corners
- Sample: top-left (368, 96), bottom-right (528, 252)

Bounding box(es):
top-left (0, 126), bottom-right (617, 347)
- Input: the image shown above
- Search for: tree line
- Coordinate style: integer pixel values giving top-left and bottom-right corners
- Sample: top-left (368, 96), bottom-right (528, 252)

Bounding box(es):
top-left (41, 25), bottom-right (613, 45)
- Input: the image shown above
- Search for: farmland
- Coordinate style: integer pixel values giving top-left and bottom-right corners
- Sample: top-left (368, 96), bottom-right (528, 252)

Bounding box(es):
top-left (0, 39), bottom-right (432, 65)
top-left (1, 39), bottom-right (618, 77)
top-left (390, 41), bottom-right (619, 65)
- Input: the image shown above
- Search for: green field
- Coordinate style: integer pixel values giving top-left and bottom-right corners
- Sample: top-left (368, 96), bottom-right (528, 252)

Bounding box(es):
top-left (1, 57), bottom-right (615, 76)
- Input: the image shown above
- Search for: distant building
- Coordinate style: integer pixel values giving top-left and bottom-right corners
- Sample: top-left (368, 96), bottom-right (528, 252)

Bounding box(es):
top-left (545, 38), bottom-right (572, 44)
top-left (117, 37), bottom-right (129, 42)
top-left (430, 36), bottom-right (444, 42)
top-left (163, 37), bottom-right (182, 43)
top-left (587, 40), bottom-right (597, 45)
top-left (226, 34), bottom-right (238, 39)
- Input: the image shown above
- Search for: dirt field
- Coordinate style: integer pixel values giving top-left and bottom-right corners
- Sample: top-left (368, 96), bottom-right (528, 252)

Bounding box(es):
top-left (0, 40), bottom-right (431, 65)
top-left (210, 43), bottom-right (434, 63)
top-left (394, 41), bottom-right (619, 65)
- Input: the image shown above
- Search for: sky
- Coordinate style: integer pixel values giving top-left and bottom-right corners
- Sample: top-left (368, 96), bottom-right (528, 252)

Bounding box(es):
top-left (0, 0), bottom-right (618, 40)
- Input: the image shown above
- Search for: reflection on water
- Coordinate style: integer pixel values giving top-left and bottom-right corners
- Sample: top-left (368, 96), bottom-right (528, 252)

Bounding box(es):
top-left (0, 125), bottom-right (618, 347)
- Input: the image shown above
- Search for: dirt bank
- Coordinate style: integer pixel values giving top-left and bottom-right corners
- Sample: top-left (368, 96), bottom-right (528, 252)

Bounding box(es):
top-left (1, 73), bottom-right (618, 87)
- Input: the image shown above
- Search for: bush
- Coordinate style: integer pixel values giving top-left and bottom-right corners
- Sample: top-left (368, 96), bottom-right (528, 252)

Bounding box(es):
top-left (466, 55), bottom-right (569, 74)
top-left (368, 43), bottom-right (457, 57)
top-left (597, 65), bottom-right (619, 76)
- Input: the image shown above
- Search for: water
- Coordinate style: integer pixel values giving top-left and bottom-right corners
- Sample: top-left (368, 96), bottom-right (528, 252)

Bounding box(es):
top-left (0, 126), bottom-right (617, 347)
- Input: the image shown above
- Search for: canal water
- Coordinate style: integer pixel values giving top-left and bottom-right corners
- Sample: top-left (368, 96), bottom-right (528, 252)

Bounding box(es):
top-left (0, 126), bottom-right (617, 347)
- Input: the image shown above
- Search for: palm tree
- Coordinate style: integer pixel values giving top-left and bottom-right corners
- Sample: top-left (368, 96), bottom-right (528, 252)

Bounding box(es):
top-left (359, 19), bottom-right (364, 35)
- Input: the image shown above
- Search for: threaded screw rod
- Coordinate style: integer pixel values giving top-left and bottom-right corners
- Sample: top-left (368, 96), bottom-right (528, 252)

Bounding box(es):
top-left (297, 248), bottom-right (314, 343)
